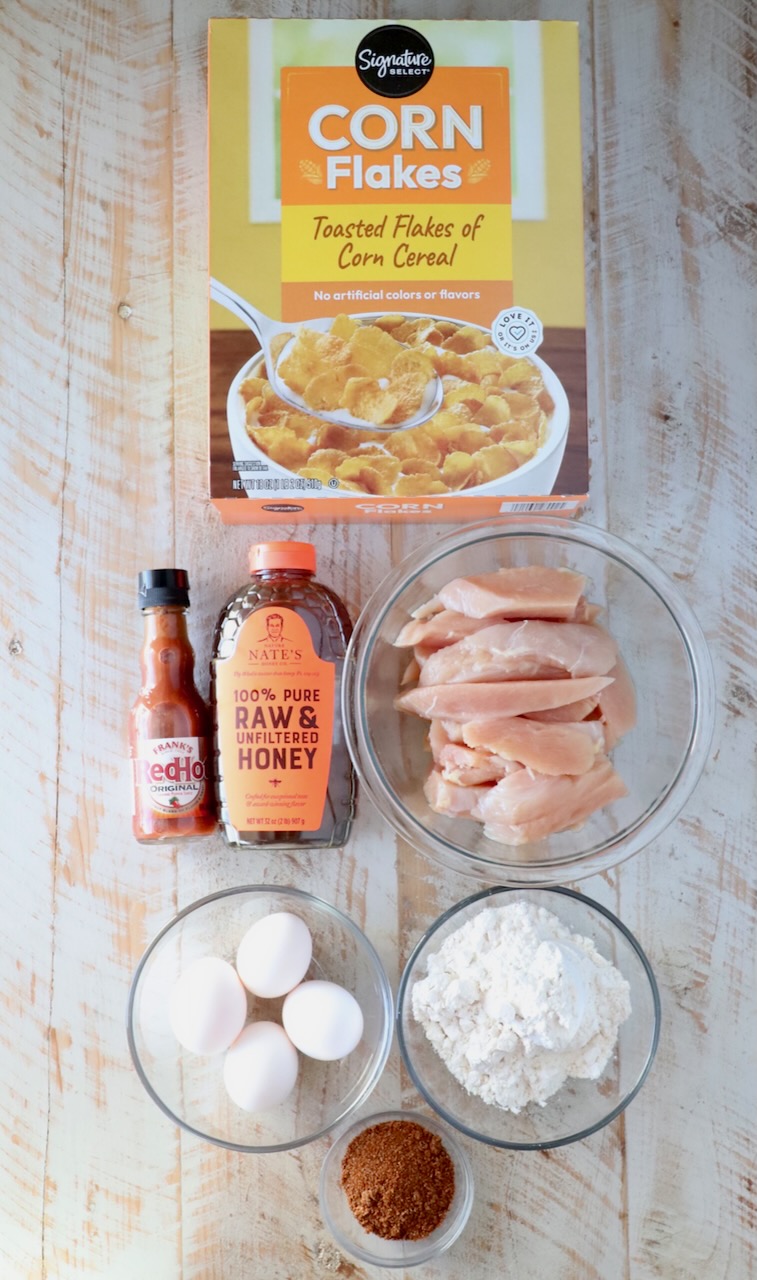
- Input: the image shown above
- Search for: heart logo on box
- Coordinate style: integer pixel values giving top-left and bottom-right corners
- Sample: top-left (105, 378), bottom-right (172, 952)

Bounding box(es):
top-left (492, 306), bottom-right (543, 358)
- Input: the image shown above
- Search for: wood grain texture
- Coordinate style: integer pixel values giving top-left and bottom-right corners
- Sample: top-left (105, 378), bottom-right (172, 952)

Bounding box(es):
top-left (590, 4), bottom-right (757, 1278)
top-left (1, 0), bottom-right (754, 1276)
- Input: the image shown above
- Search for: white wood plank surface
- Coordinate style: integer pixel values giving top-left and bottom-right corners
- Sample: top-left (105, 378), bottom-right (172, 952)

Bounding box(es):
top-left (1, 1), bottom-right (754, 1276)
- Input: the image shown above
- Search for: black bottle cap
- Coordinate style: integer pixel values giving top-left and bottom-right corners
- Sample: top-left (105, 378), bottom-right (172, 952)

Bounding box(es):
top-left (138, 568), bottom-right (190, 609)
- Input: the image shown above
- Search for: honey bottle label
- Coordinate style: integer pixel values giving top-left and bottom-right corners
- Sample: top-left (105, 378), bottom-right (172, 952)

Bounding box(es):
top-left (215, 606), bottom-right (335, 832)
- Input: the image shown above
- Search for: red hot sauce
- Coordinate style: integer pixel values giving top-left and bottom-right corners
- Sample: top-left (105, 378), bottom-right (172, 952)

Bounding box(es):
top-left (129, 569), bottom-right (216, 842)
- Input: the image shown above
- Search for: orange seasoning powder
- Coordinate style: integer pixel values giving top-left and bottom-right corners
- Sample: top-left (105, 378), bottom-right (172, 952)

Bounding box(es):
top-left (129, 569), bottom-right (216, 842)
top-left (211, 542), bottom-right (355, 848)
top-left (340, 1119), bottom-right (455, 1240)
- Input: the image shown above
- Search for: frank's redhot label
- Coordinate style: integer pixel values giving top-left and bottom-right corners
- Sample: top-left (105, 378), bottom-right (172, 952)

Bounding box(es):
top-left (132, 737), bottom-right (209, 816)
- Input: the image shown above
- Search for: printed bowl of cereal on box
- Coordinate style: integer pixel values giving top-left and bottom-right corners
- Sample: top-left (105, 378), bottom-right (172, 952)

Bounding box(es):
top-left (226, 311), bottom-right (570, 500)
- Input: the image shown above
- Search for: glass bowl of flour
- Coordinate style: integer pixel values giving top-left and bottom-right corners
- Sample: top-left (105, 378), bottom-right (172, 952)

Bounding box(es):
top-left (397, 885), bottom-right (660, 1149)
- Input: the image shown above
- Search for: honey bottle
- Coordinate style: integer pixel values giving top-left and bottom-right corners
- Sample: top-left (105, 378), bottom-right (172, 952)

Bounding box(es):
top-left (129, 569), bottom-right (216, 841)
top-left (211, 542), bottom-right (355, 848)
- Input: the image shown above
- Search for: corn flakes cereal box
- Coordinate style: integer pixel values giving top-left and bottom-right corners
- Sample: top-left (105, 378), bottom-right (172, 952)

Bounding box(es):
top-left (209, 19), bottom-right (589, 523)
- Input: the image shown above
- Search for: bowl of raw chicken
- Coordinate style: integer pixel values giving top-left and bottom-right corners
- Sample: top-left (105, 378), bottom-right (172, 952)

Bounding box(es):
top-left (343, 518), bottom-right (715, 884)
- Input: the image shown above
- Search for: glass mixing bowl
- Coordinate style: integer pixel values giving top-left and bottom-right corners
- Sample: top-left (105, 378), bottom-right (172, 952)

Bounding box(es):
top-left (127, 885), bottom-right (393, 1152)
top-left (319, 1109), bottom-right (474, 1268)
top-left (343, 517), bottom-right (715, 884)
top-left (397, 886), bottom-right (660, 1150)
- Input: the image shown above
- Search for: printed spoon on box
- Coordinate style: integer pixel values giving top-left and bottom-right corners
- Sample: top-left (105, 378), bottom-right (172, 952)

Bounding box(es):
top-left (210, 278), bottom-right (443, 432)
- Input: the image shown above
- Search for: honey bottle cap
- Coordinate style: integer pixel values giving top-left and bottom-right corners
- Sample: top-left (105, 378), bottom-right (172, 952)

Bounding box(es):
top-left (248, 542), bottom-right (316, 574)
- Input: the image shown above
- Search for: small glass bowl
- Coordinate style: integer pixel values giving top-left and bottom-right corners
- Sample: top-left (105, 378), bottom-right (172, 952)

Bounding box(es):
top-left (319, 1109), bottom-right (474, 1268)
top-left (343, 517), bottom-right (715, 884)
top-left (397, 886), bottom-right (660, 1150)
top-left (127, 885), bottom-right (393, 1152)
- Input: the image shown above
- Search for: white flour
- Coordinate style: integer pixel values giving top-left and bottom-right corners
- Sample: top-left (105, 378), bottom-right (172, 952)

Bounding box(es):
top-left (411, 901), bottom-right (631, 1113)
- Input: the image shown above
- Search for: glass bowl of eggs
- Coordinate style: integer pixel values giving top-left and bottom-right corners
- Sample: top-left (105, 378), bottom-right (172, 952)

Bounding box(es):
top-left (127, 885), bottom-right (394, 1152)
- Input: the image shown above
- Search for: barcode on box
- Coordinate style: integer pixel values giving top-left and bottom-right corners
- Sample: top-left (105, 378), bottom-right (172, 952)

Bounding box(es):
top-left (505, 501), bottom-right (577, 513)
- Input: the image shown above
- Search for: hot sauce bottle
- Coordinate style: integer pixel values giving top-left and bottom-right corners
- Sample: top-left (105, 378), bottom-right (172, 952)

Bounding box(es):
top-left (211, 542), bottom-right (355, 848)
top-left (129, 569), bottom-right (216, 842)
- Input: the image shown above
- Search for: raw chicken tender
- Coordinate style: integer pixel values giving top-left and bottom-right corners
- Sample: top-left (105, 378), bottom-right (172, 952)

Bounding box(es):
top-left (472, 756), bottom-right (628, 845)
top-left (462, 717), bottom-right (605, 776)
top-left (437, 566), bottom-right (586, 620)
top-left (395, 596), bottom-right (602, 650)
top-left (418, 620), bottom-right (617, 687)
top-left (596, 656), bottom-right (637, 748)
top-left (395, 675), bottom-right (614, 722)
top-left (394, 609), bottom-right (491, 650)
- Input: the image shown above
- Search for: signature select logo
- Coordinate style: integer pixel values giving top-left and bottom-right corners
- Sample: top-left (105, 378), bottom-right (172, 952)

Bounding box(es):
top-left (357, 48), bottom-right (432, 77)
top-left (355, 25), bottom-right (435, 98)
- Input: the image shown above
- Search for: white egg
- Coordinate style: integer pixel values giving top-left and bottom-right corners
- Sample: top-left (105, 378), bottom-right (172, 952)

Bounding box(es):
top-left (236, 912), bottom-right (313, 998)
top-left (168, 956), bottom-right (248, 1055)
top-left (282, 980), bottom-right (364, 1061)
top-left (223, 1021), bottom-right (299, 1112)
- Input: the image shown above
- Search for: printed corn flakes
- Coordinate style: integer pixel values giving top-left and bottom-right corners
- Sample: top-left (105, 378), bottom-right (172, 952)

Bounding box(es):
top-left (240, 316), bottom-right (554, 496)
